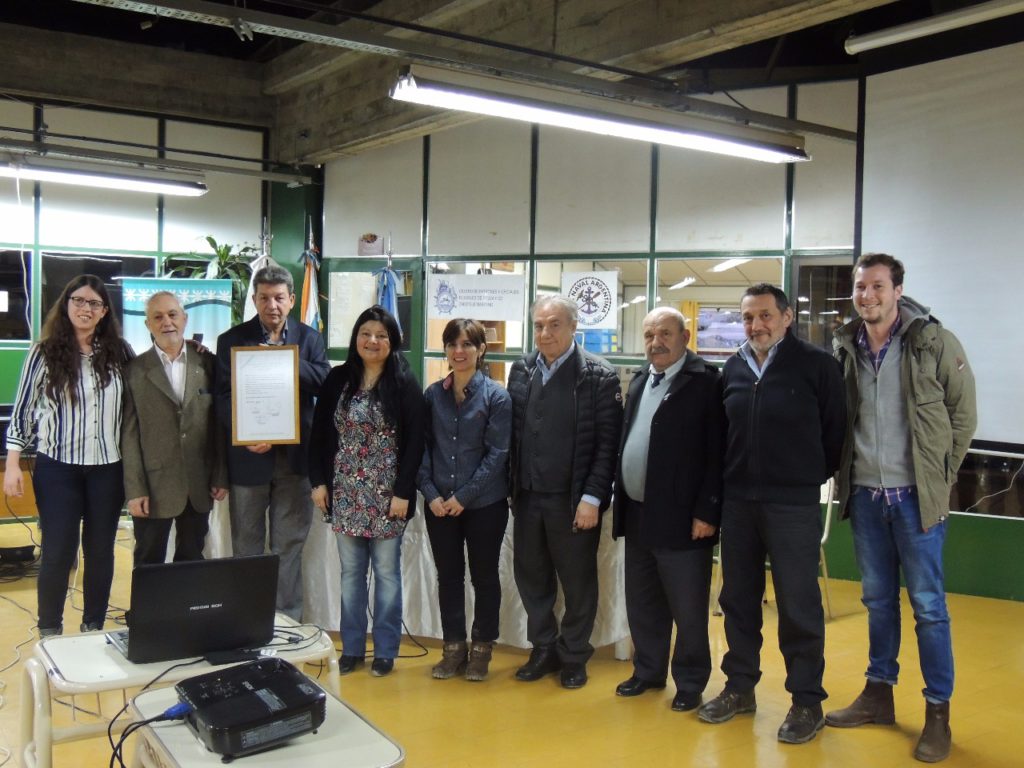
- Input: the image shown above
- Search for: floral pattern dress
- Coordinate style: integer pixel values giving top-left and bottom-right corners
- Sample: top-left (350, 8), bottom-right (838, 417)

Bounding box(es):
top-left (330, 389), bottom-right (404, 539)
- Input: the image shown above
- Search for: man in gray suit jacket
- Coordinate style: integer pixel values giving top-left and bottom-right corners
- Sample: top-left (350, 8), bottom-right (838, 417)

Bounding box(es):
top-left (122, 291), bottom-right (228, 565)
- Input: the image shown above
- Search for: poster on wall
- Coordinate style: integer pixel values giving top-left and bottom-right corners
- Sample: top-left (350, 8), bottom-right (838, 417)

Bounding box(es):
top-left (427, 273), bottom-right (525, 322)
top-left (328, 271), bottom-right (377, 348)
top-left (560, 271), bottom-right (618, 330)
top-left (121, 277), bottom-right (233, 356)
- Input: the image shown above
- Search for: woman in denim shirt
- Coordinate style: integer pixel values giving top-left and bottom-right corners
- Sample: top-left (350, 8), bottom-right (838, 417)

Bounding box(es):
top-left (418, 318), bottom-right (512, 682)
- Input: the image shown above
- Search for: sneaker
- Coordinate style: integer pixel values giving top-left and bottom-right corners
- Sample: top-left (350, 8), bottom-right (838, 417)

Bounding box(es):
top-left (339, 655), bottom-right (365, 675)
top-left (38, 626), bottom-right (63, 638)
top-left (432, 641), bottom-right (468, 679)
top-left (465, 641), bottom-right (494, 682)
top-left (370, 657), bottom-right (394, 677)
top-left (778, 704), bottom-right (825, 744)
top-left (80, 622), bottom-right (104, 633)
top-left (697, 688), bottom-right (757, 724)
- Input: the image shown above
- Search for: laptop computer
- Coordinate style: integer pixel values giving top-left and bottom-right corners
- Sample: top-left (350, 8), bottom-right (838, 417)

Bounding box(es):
top-left (106, 554), bottom-right (279, 664)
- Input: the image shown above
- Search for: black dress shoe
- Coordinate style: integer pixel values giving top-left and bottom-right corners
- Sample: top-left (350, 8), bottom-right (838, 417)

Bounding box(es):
top-left (616, 676), bottom-right (666, 697)
top-left (370, 658), bottom-right (394, 677)
top-left (560, 663), bottom-right (588, 689)
top-left (339, 655), bottom-right (365, 674)
top-left (671, 690), bottom-right (702, 712)
top-left (515, 646), bottom-right (561, 681)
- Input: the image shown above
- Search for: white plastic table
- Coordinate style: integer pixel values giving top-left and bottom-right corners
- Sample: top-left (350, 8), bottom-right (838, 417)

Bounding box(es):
top-left (20, 614), bottom-right (340, 768)
top-left (128, 684), bottom-right (403, 768)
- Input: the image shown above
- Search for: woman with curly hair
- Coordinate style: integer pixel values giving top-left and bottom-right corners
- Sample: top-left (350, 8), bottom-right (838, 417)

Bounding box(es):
top-left (309, 305), bottom-right (425, 677)
top-left (3, 275), bottom-right (133, 636)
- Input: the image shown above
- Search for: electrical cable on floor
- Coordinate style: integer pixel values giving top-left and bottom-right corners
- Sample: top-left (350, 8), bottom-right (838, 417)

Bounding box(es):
top-left (354, 574), bottom-right (430, 662)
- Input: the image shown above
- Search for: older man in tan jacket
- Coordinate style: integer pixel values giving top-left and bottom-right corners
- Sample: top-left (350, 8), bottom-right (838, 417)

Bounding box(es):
top-left (122, 291), bottom-right (228, 565)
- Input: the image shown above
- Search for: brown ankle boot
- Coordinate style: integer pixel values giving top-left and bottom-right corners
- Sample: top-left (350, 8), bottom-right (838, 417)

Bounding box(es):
top-left (464, 641), bottom-right (494, 682)
top-left (825, 681), bottom-right (896, 727)
top-left (432, 641), bottom-right (468, 679)
top-left (914, 701), bottom-right (951, 763)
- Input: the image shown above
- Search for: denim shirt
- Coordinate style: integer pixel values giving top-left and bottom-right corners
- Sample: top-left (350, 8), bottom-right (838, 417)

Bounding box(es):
top-left (418, 370), bottom-right (512, 509)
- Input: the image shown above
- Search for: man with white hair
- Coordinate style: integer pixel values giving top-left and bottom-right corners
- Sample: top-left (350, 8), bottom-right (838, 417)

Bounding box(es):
top-left (507, 295), bottom-right (622, 689)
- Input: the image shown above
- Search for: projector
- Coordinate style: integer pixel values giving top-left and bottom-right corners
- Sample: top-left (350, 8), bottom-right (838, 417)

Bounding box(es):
top-left (174, 657), bottom-right (327, 760)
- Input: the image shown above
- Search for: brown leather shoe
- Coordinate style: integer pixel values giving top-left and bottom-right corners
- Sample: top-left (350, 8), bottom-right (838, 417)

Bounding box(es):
top-left (825, 681), bottom-right (896, 727)
top-left (432, 641), bottom-right (468, 679)
top-left (465, 641), bottom-right (494, 682)
top-left (914, 701), bottom-right (951, 763)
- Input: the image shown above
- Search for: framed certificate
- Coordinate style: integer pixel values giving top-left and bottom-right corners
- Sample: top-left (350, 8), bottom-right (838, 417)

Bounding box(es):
top-left (230, 346), bottom-right (301, 445)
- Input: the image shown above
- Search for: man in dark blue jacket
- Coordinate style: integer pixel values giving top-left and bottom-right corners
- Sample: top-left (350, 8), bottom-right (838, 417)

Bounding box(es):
top-left (215, 265), bottom-right (330, 621)
top-left (698, 283), bottom-right (845, 745)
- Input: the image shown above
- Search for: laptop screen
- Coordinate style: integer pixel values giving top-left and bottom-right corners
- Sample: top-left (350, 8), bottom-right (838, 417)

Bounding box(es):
top-left (115, 554), bottom-right (279, 664)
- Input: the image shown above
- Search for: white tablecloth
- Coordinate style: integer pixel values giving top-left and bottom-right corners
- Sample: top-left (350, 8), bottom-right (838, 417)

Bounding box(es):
top-left (205, 496), bottom-right (630, 650)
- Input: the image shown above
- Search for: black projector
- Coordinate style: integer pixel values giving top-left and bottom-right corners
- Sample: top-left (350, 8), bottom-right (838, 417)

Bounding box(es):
top-left (174, 657), bottom-right (327, 761)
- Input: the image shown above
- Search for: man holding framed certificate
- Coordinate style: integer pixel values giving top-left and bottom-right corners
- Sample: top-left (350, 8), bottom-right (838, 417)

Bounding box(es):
top-left (216, 264), bottom-right (331, 620)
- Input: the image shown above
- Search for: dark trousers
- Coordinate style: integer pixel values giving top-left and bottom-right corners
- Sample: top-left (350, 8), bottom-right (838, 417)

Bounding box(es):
top-left (424, 498), bottom-right (509, 642)
top-left (623, 497), bottom-right (713, 694)
top-left (32, 453), bottom-right (124, 631)
top-left (132, 501), bottom-right (210, 566)
top-left (512, 490), bottom-right (600, 665)
top-left (719, 499), bottom-right (826, 706)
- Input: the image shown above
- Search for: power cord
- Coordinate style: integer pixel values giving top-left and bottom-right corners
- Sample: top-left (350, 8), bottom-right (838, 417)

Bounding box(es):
top-left (109, 701), bottom-right (193, 768)
top-left (105, 659), bottom-right (204, 763)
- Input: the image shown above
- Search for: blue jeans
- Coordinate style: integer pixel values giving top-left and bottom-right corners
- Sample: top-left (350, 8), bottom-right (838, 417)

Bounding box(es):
top-left (849, 486), bottom-right (953, 703)
top-left (336, 533), bottom-right (403, 659)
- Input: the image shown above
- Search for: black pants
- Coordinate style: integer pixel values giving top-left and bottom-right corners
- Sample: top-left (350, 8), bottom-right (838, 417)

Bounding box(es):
top-left (33, 454), bottom-right (123, 631)
top-left (719, 499), bottom-right (826, 706)
top-left (424, 498), bottom-right (509, 642)
top-left (512, 490), bottom-right (600, 665)
top-left (623, 497), bottom-right (713, 694)
top-left (132, 501), bottom-right (210, 566)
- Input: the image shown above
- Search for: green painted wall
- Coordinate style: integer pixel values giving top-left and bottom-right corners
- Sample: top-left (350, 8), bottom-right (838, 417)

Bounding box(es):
top-left (823, 509), bottom-right (1024, 602)
top-left (1, 349), bottom-right (28, 404)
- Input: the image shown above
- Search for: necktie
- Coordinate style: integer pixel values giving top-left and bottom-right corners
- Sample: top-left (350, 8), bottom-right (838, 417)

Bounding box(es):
top-left (651, 372), bottom-right (665, 388)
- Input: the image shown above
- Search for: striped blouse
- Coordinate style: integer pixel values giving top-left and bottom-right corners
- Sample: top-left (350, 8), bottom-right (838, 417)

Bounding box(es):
top-left (6, 343), bottom-right (131, 465)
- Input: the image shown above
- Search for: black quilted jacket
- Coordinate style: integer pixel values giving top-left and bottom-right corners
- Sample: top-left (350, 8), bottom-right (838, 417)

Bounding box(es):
top-left (507, 347), bottom-right (623, 512)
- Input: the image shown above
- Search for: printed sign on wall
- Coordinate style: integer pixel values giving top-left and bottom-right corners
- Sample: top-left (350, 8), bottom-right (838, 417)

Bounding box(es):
top-left (560, 271), bottom-right (618, 330)
top-left (427, 273), bottom-right (526, 322)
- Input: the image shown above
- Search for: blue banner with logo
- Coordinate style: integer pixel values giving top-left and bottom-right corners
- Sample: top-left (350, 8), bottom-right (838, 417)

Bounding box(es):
top-left (121, 277), bottom-right (233, 356)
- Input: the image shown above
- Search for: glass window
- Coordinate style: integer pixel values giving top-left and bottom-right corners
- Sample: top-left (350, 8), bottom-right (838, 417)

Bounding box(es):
top-left (792, 259), bottom-right (854, 352)
top-left (536, 258), bottom-right (648, 357)
top-left (655, 256), bottom-right (783, 363)
top-left (0, 250), bottom-right (31, 340)
top-left (952, 450), bottom-right (1024, 518)
top-left (41, 252), bottom-right (156, 323)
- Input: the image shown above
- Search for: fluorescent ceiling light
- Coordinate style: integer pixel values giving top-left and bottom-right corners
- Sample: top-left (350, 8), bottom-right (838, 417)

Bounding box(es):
top-left (0, 157), bottom-right (207, 197)
top-left (630, 296), bottom-right (646, 304)
top-left (709, 258), bottom-right (752, 273)
top-left (798, 296), bottom-right (810, 302)
top-left (391, 65), bottom-right (809, 164)
top-left (670, 277), bottom-right (696, 290)
top-left (845, 0), bottom-right (1024, 54)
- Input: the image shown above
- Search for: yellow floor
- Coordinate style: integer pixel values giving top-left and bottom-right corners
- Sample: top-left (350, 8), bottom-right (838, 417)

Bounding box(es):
top-left (0, 519), bottom-right (1021, 767)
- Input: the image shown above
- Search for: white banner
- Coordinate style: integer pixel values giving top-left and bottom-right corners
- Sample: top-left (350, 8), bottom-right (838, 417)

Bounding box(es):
top-left (561, 271), bottom-right (618, 329)
top-left (427, 273), bottom-right (525, 322)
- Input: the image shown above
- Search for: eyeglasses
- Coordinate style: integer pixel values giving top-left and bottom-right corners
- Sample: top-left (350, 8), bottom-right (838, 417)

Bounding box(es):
top-left (69, 296), bottom-right (106, 311)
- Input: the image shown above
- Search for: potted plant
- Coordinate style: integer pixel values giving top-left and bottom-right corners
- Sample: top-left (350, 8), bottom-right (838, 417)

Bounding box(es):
top-left (164, 236), bottom-right (258, 326)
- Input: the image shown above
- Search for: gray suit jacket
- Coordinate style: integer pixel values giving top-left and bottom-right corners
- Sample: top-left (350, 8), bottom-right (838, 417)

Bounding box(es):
top-left (121, 346), bottom-right (228, 519)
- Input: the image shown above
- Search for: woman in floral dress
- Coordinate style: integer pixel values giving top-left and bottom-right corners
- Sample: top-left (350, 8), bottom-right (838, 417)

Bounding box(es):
top-left (310, 306), bottom-right (425, 676)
